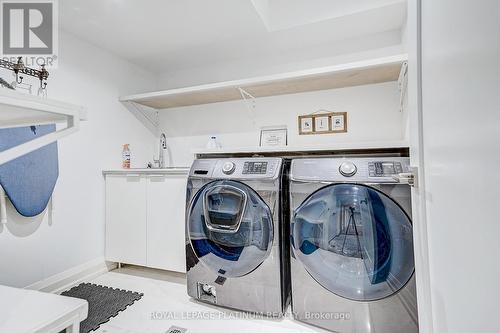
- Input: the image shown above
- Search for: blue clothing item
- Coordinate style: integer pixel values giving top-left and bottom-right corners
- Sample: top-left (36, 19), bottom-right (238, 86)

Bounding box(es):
top-left (191, 239), bottom-right (244, 262)
top-left (0, 125), bottom-right (58, 217)
top-left (367, 189), bottom-right (392, 284)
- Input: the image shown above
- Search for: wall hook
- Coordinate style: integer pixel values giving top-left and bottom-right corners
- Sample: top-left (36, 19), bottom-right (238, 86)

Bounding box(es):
top-left (38, 64), bottom-right (49, 90)
top-left (14, 72), bottom-right (23, 84)
top-left (13, 57), bottom-right (25, 84)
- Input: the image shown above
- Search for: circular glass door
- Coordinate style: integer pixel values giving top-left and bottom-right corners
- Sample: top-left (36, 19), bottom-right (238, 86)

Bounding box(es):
top-left (292, 183), bottom-right (414, 301)
top-left (187, 180), bottom-right (273, 278)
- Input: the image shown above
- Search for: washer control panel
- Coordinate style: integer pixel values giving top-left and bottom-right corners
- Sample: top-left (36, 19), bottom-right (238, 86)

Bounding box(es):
top-left (192, 158), bottom-right (281, 179)
top-left (368, 161), bottom-right (404, 177)
top-left (242, 161), bottom-right (268, 174)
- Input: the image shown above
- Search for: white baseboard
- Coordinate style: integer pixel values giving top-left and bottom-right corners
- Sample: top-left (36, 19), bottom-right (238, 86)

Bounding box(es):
top-left (25, 257), bottom-right (117, 294)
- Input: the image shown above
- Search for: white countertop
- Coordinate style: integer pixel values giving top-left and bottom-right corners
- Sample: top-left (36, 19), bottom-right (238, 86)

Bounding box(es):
top-left (102, 167), bottom-right (190, 175)
top-left (0, 285), bottom-right (88, 333)
top-left (192, 140), bottom-right (409, 155)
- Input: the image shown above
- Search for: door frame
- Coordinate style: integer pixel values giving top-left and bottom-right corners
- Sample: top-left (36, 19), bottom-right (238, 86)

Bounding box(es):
top-left (408, 0), bottom-right (434, 332)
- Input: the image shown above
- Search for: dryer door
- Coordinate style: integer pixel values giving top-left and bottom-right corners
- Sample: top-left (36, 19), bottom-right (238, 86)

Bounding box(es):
top-left (187, 180), bottom-right (273, 278)
top-left (292, 183), bottom-right (414, 301)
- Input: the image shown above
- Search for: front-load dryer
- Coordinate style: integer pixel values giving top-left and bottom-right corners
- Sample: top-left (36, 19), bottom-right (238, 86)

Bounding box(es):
top-left (185, 158), bottom-right (290, 315)
top-left (289, 157), bottom-right (418, 332)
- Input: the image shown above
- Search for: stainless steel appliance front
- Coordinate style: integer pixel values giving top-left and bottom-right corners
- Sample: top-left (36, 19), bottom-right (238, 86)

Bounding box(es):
top-left (290, 157), bottom-right (419, 332)
top-left (186, 158), bottom-right (289, 315)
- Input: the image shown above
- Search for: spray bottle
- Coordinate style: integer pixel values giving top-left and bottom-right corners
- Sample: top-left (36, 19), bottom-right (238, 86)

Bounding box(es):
top-left (122, 144), bottom-right (131, 169)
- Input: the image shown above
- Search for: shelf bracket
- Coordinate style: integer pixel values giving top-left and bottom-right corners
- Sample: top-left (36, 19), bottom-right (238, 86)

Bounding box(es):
top-left (238, 87), bottom-right (256, 109)
top-left (123, 101), bottom-right (160, 136)
top-left (238, 87), bottom-right (257, 126)
top-left (398, 61), bottom-right (408, 113)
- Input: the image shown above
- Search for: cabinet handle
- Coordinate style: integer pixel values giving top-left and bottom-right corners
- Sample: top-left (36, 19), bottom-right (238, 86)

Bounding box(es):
top-left (126, 174), bottom-right (141, 181)
top-left (149, 175), bottom-right (166, 181)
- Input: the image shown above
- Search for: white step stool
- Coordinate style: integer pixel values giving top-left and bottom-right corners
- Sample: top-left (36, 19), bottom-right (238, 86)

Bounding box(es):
top-left (0, 285), bottom-right (88, 333)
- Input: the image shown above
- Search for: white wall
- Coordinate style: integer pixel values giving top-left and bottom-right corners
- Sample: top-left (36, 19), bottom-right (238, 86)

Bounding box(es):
top-left (411, 0), bottom-right (500, 332)
top-left (0, 31), bottom-right (157, 288)
top-left (158, 81), bottom-right (404, 167)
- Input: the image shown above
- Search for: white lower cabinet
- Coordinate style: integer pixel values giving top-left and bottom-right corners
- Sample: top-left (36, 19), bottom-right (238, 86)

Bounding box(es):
top-left (105, 171), bottom-right (188, 273)
top-left (146, 174), bottom-right (187, 272)
top-left (105, 174), bottom-right (147, 266)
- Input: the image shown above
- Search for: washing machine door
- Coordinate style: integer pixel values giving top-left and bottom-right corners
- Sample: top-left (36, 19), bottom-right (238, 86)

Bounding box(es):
top-left (187, 180), bottom-right (274, 278)
top-left (292, 183), bottom-right (414, 301)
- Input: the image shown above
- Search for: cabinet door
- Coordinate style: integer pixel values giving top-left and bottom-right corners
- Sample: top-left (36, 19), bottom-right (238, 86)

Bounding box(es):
top-left (105, 175), bottom-right (147, 266)
top-left (147, 174), bottom-right (188, 272)
top-left (411, 1), bottom-right (500, 331)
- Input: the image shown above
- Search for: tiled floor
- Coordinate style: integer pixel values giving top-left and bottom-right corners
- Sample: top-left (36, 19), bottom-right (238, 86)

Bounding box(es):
top-left (86, 266), bottom-right (327, 333)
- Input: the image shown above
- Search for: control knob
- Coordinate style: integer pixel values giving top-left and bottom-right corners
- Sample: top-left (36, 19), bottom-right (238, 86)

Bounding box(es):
top-left (222, 162), bottom-right (236, 175)
top-left (339, 161), bottom-right (357, 177)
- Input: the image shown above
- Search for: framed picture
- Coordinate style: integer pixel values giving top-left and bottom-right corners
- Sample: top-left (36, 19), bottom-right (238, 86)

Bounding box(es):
top-left (259, 126), bottom-right (288, 147)
top-left (298, 111), bottom-right (348, 135)
top-left (314, 116), bottom-right (330, 132)
top-left (331, 112), bottom-right (347, 133)
top-left (298, 116), bottom-right (313, 134)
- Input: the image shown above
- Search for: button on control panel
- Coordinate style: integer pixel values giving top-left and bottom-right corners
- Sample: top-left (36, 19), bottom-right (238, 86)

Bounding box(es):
top-left (242, 161), bottom-right (268, 174)
top-left (222, 162), bottom-right (236, 175)
top-left (339, 161), bottom-right (357, 177)
top-left (368, 161), bottom-right (403, 177)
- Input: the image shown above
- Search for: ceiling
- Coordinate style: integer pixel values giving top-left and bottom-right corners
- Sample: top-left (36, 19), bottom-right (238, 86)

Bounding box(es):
top-left (60, 0), bottom-right (407, 73)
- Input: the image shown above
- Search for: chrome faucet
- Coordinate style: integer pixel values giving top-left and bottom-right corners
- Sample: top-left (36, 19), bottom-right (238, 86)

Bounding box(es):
top-left (153, 133), bottom-right (167, 168)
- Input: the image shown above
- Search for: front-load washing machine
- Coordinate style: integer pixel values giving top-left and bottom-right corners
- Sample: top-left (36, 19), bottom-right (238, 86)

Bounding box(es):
top-left (185, 158), bottom-right (290, 315)
top-left (289, 157), bottom-right (418, 332)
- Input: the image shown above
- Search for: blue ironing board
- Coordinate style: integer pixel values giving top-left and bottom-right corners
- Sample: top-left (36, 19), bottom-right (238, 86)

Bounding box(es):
top-left (0, 125), bottom-right (59, 217)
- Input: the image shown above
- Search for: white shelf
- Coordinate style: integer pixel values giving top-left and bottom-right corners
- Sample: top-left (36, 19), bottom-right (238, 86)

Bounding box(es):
top-left (0, 89), bottom-right (86, 129)
top-left (193, 140), bottom-right (410, 156)
top-left (102, 167), bottom-right (190, 176)
top-left (120, 54), bottom-right (407, 110)
top-left (0, 89), bottom-right (87, 165)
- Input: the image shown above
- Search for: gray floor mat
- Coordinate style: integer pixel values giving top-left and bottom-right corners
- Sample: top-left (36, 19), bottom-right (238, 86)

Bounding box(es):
top-left (61, 282), bottom-right (143, 332)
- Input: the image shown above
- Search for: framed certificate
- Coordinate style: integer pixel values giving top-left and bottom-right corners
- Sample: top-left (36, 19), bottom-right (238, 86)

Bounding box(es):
top-left (259, 127), bottom-right (288, 147)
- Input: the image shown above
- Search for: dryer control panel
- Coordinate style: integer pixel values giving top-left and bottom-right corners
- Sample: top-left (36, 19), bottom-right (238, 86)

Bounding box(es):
top-left (291, 157), bottom-right (410, 183)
